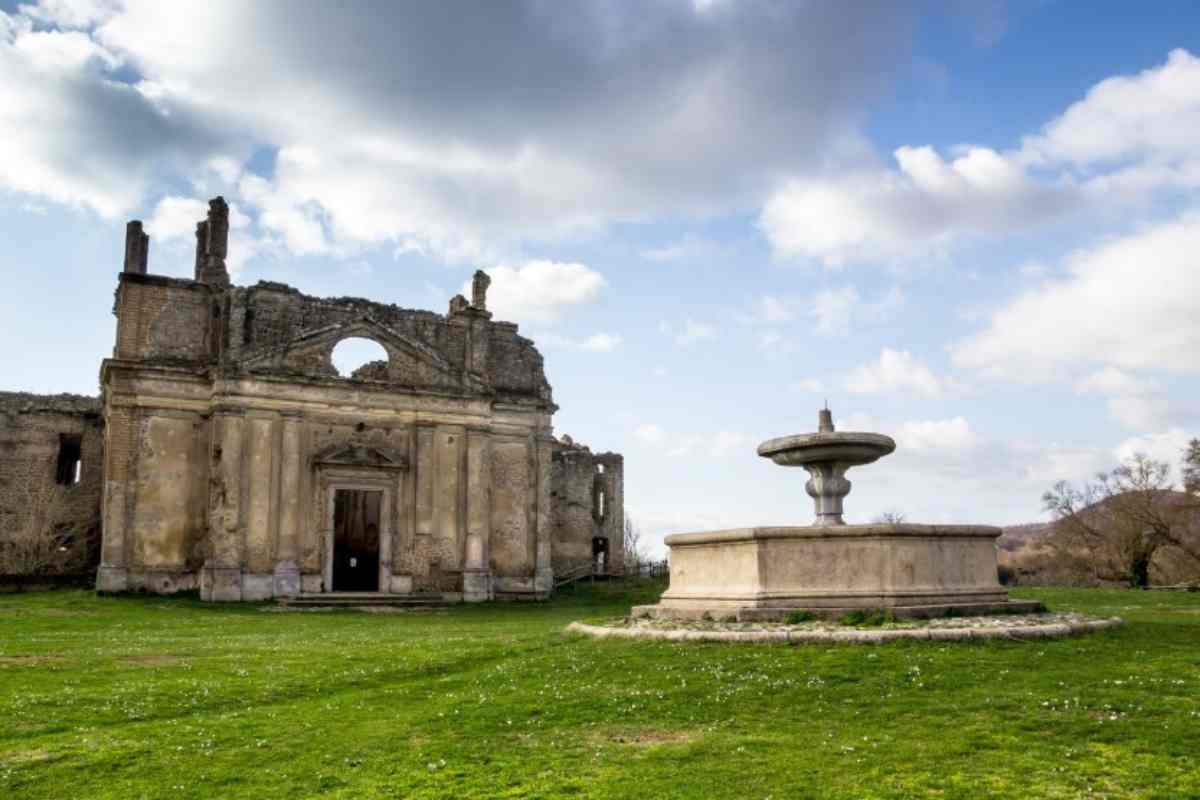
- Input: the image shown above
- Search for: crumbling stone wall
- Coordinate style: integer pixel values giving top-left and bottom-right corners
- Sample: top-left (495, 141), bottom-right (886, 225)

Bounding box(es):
top-left (552, 440), bottom-right (624, 576)
top-left (0, 393), bottom-right (104, 575)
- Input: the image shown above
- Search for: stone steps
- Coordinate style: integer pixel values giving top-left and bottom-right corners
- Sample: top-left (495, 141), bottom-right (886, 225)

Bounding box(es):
top-left (276, 592), bottom-right (448, 608)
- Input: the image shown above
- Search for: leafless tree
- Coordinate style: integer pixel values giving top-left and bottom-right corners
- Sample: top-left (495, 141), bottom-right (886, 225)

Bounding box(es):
top-left (1183, 438), bottom-right (1200, 497)
top-left (0, 480), bottom-right (91, 576)
top-left (623, 515), bottom-right (646, 571)
top-left (1043, 453), bottom-right (1200, 588)
top-left (873, 510), bottom-right (906, 524)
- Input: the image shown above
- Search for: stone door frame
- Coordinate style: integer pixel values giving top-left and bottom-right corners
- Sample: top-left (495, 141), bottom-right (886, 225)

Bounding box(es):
top-left (317, 468), bottom-right (398, 593)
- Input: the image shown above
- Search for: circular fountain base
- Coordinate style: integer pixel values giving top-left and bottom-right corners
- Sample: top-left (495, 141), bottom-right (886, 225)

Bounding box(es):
top-left (635, 524), bottom-right (1043, 623)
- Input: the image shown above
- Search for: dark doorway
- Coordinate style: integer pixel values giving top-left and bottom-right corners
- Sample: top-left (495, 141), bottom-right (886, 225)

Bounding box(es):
top-left (592, 536), bottom-right (609, 574)
top-left (333, 489), bottom-right (382, 591)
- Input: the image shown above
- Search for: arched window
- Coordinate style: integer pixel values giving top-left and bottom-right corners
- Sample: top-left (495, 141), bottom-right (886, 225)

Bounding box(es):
top-left (331, 337), bottom-right (389, 379)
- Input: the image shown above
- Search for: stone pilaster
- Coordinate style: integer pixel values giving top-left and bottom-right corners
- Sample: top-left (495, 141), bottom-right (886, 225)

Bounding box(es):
top-left (534, 436), bottom-right (555, 595)
top-left (463, 427), bottom-right (492, 601)
top-left (200, 410), bottom-right (244, 600)
top-left (274, 413), bottom-right (303, 596)
top-left (96, 405), bottom-right (133, 593)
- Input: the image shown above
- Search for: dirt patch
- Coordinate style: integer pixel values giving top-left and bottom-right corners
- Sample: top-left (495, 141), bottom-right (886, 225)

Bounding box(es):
top-left (118, 655), bottom-right (186, 666)
top-left (0, 655), bottom-right (65, 665)
top-left (593, 728), bottom-right (700, 747)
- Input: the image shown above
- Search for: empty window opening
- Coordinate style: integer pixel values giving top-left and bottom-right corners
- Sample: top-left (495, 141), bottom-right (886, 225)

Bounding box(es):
top-left (331, 337), bottom-right (389, 378)
top-left (56, 434), bottom-right (82, 486)
top-left (596, 463), bottom-right (605, 474)
top-left (592, 537), bottom-right (609, 574)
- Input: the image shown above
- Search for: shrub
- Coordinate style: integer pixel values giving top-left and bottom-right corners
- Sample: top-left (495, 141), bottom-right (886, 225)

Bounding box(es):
top-left (839, 608), bottom-right (895, 627)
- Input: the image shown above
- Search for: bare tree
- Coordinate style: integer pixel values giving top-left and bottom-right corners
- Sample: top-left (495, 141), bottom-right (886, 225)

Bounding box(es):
top-left (623, 515), bottom-right (646, 571)
top-left (0, 480), bottom-right (91, 576)
top-left (873, 510), bottom-right (906, 524)
top-left (1043, 453), bottom-right (1200, 588)
top-left (1184, 438), bottom-right (1200, 497)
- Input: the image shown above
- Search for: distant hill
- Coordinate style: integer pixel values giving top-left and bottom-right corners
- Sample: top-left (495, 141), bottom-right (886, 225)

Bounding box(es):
top-left (997, 490), bottom-right (1199, 585)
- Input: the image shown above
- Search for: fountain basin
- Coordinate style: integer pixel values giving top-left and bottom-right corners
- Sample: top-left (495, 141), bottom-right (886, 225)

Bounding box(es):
top-left (634, 523), bottom-right (1043, 622)
top-left (757, 431), bottom-right (896, 467)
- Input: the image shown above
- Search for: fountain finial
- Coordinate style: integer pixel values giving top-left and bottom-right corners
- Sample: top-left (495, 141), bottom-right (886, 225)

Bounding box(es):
top-left (818, 406), bottom-right (835, 433)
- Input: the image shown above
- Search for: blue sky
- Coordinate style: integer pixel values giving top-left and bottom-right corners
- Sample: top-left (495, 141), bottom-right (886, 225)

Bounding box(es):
top-left (2, 1), bottom-right (1198, 555)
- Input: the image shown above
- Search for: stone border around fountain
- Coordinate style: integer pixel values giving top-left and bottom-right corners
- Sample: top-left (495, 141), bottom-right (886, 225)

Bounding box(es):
top-left (640, 523), bottom-right (1032, 622)
top-left (567, 614), bottom-right (1123, 645)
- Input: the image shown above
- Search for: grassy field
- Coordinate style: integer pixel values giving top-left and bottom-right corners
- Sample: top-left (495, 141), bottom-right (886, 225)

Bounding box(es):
top-left (1, 583), bottom-right (1198, 799)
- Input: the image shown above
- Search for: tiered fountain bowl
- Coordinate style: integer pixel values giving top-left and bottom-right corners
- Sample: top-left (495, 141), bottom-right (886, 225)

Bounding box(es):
top-left (635, 409), bottom-right (1043, 622)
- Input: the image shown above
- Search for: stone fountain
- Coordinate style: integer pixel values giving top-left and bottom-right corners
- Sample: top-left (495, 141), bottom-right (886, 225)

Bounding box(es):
top-left (635, 409), bottom-right (1043, 621)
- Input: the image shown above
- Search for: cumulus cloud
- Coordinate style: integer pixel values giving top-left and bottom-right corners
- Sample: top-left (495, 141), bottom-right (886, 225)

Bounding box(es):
top-left (744, 286), bottom-right (903, 338)
top-left (463, 260), bottom-right (606, 325)
top-left (952, 212), bottom-right (1200, 380)
top-left (659, 318), bottom-right (717, 347)
top-left (761, 49), bottom-right (1200, 266)
top-left (894, 417), bottom-right (979, 453)
top-left (844, 348), bottom-right (966, 399)
top-left (633, 424), bottom-right (666, 447)
top-left (2, 1), bottom-right (910, 263)
top-left (0, 6), bottom-right (241, 219)
top-left (1114, 428), bottom-right (1196, 472)
top-left (536, 331), bottom-right (623, 353)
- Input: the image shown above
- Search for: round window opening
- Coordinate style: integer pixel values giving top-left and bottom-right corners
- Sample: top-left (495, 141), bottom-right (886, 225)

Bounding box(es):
top-left (331, 337), bottom-right (389, 379)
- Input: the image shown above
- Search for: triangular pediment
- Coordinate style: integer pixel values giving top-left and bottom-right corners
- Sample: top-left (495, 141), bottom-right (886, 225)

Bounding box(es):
top-left (314, 442), bottom-right (408, 470)
top-left (238, 315), bottom-right (486, 392)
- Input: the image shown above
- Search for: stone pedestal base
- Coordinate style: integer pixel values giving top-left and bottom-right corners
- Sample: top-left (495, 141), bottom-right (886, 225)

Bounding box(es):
top-left (200, 565), bottom-right (243, 602)
top-left (645, 524), bottom-right (1017, 622)
top-left (95, 565), bottom-right (128, 594)
top-left (273, 561), bottom-right (301, 597)
top-left (463, 569), bottom-right (492, 602)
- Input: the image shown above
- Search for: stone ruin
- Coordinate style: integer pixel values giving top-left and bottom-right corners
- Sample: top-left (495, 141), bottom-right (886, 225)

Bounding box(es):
top-left (0, 197), bottom-right (624, 601)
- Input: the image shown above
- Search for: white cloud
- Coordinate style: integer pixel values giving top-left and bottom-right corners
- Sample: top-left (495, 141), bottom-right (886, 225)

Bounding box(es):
top-left (19, 0), bottom-right (120, 29)
top-left (1022, 49), bottom-right (1200, 170)
top-left (464, 260), bottom-right (606, 325)
top-left (1114, 428), bottom-right (1195, 473)
top-left (844, 348), bottom-right (965, 399)
top-left (709, 431), bottom-right (754, 457)
top-left (952, 212), bottom-right (1200, 380)
top-left (659, 318), bottom-right (717, 346)
top-left (639, 235), bottom-right (728, 264)
top-left (743, 286), bottom-right (902, 338)
top-left (43, 2), bottom-right (912, 263)
top-left (634, 423), bottom-right (666, 446)
top-left (810, 286), bottom-right (861, 336)
top-left (1073, 367), bottom-right (1168, 430)
top-left (536, 331), bottom-right (622, 353)
top-left (760, 146), bottom-right (1073, 266)
top-left (894, 417), bottom-right (979, 453)
top-left (0, 7), bottom-right (239, 219)
top-left (760, 49), bottom-right (1200, 266)
top-left (145, 196), bottom-right (207, 241)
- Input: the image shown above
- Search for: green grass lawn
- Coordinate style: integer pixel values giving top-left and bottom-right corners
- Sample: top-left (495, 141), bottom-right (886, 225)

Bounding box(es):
top-left (1, 583), bottom-right (1198, 799)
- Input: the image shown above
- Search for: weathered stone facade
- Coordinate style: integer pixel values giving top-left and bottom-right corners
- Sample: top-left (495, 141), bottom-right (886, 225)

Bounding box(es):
top-left (0, 393), bottom-right (104, 574)
top-left (551, 441), bottom-right (624, 578)
top-left (0, 198), bottom-right (623, 600)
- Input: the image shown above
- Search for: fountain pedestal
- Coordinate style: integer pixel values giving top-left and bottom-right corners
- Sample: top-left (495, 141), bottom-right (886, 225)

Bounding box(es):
top-left (635, 410), bottom-right (1043, 622)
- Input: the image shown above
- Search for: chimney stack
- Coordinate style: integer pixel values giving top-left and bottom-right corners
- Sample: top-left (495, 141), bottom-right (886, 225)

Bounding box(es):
top-left (194, 197), bottom-right (230, 288)
top-left (123, 220), bottom-right (149, 274)
top-left (471, 270), bottom-right (491, 311)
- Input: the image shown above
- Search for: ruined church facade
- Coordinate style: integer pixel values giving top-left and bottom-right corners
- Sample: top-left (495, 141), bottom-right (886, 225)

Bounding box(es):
top-left (1, 197), bottom-right (624, 601)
